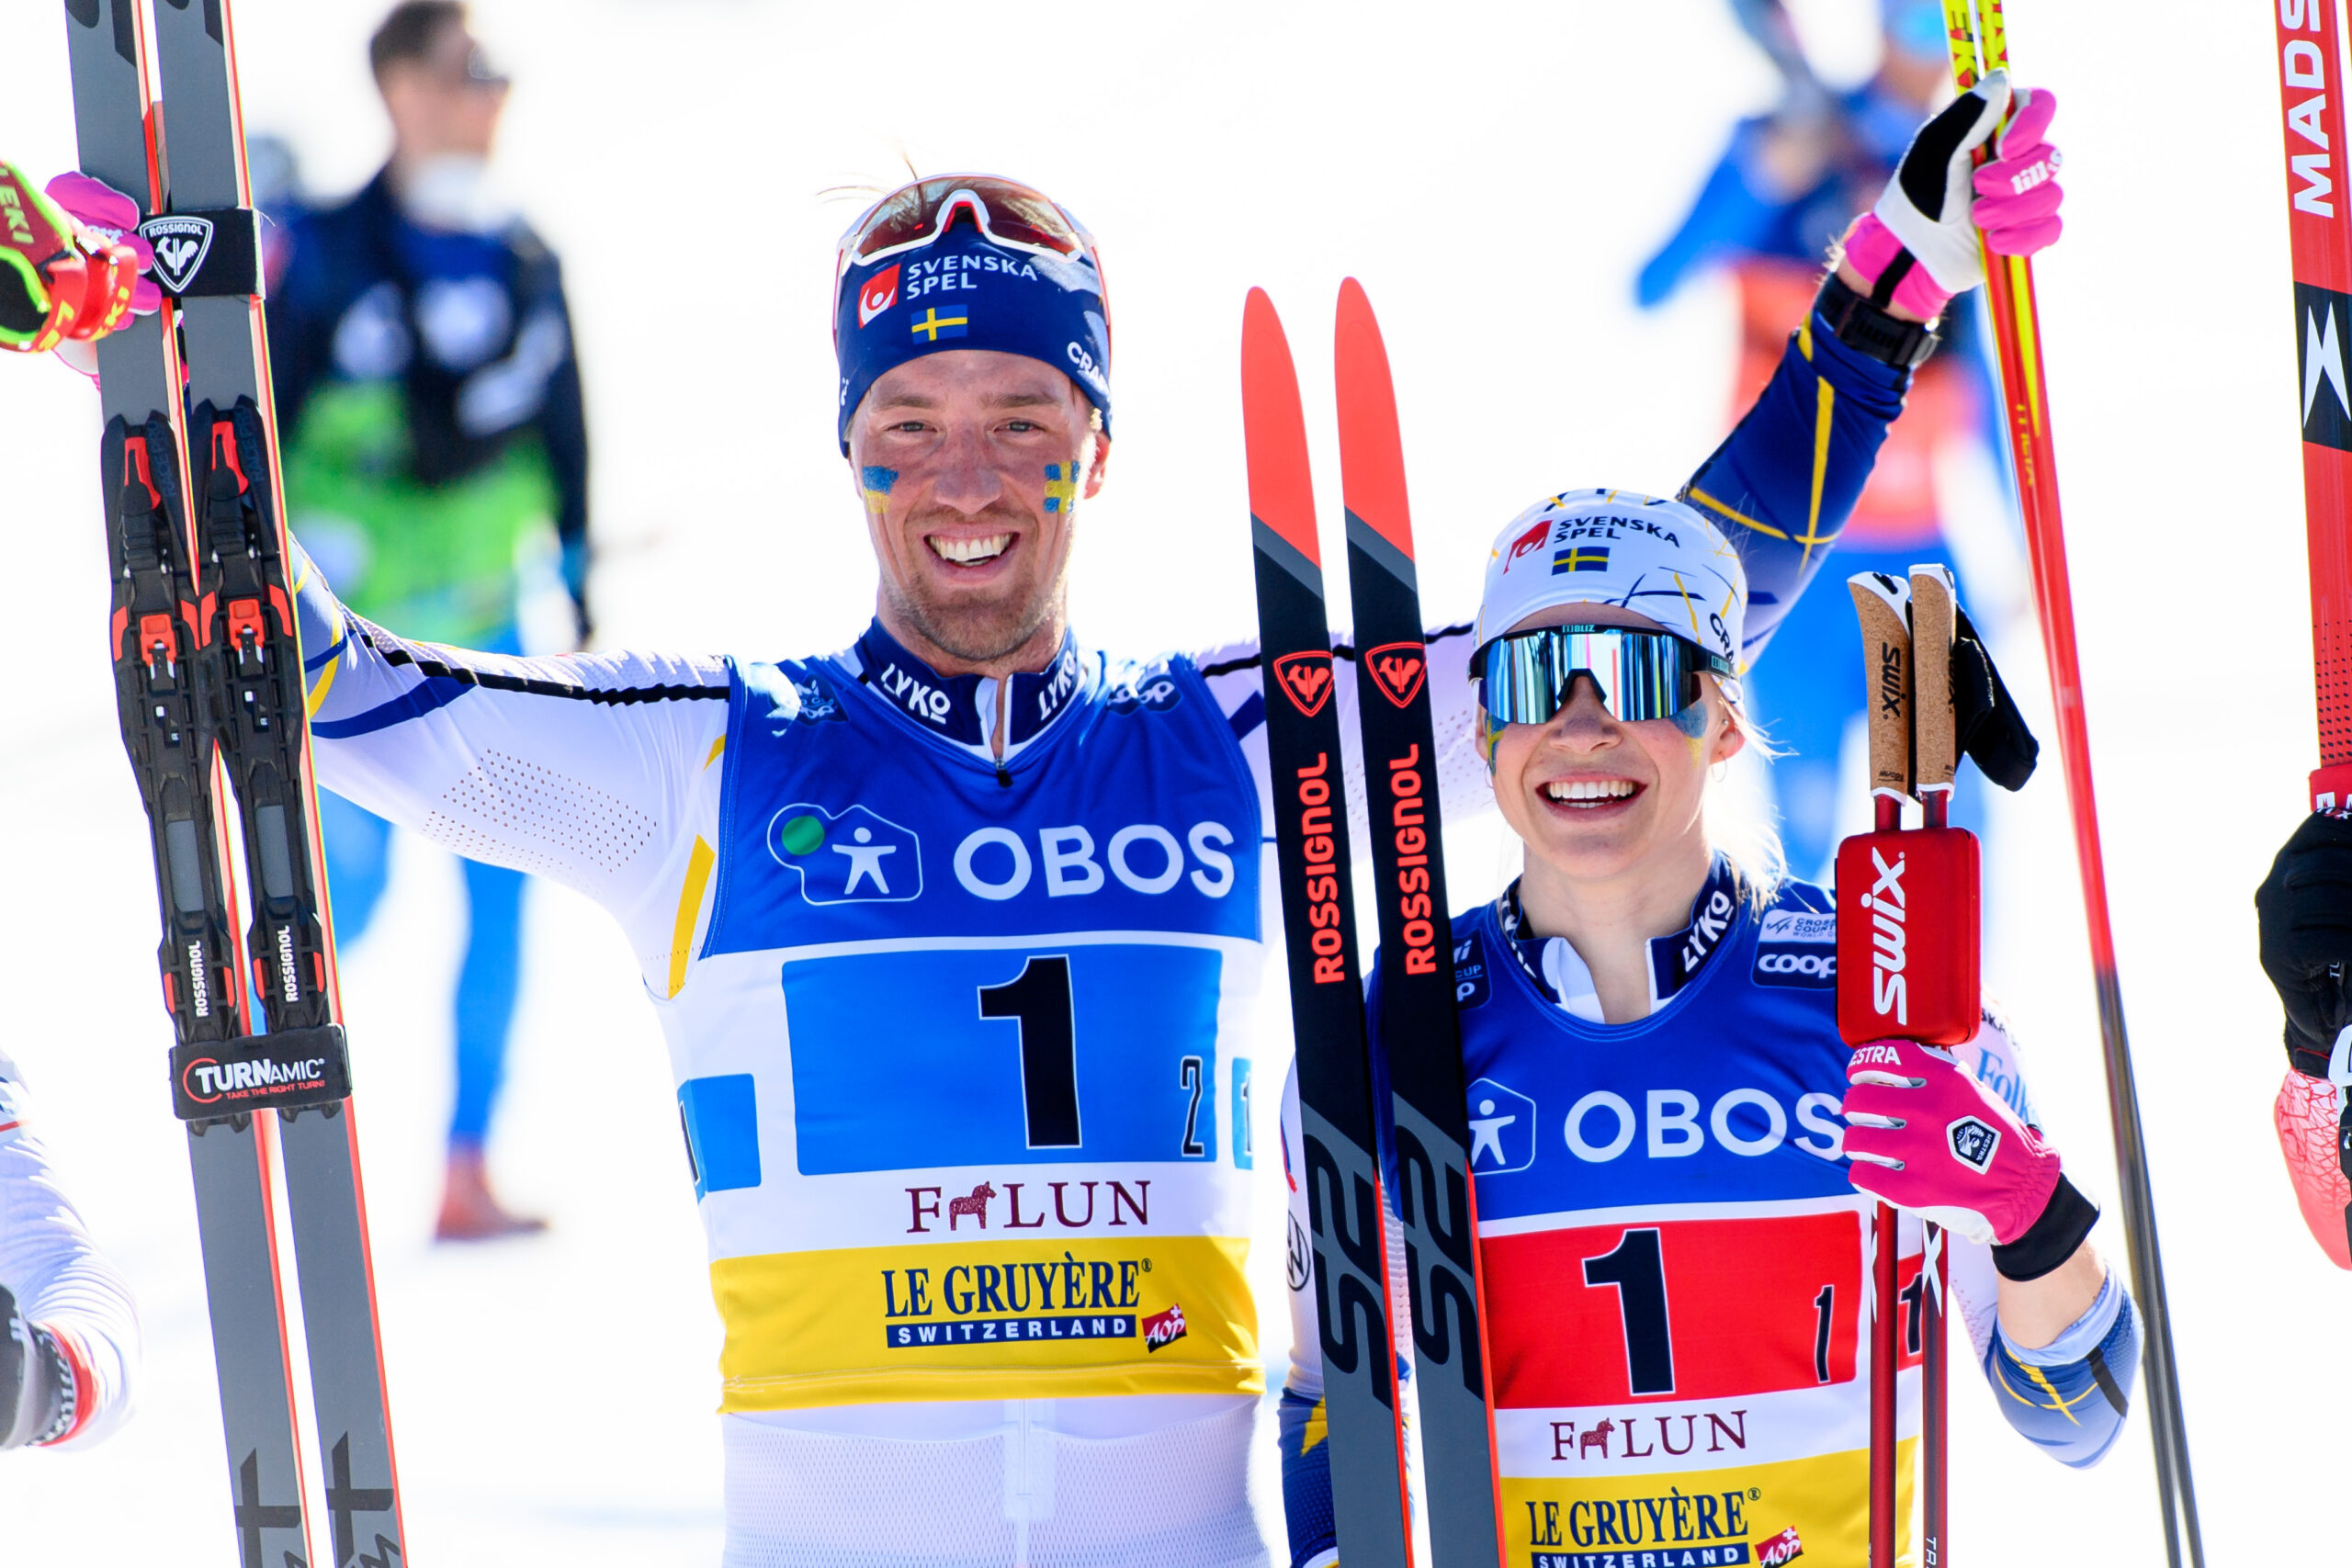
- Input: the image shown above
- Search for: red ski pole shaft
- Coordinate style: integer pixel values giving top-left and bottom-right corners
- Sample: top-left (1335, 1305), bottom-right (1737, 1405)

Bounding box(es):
top-left (1945, 6), bottom-right (2205, 1563)
top-left (2272, 0), bottom-right (2352, 808)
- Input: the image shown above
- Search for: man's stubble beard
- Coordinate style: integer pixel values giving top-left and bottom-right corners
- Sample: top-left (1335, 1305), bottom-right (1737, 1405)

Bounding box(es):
top-left (888, 510), bottom-right (1074, 668)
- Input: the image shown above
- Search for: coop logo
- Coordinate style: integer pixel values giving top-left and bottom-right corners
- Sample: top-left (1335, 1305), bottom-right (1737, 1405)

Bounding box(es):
top-left (1948, 1115), bottom-right (2002, 1174)
top-left (1753, 907), bottom-right (1836, 989)
top-left (767, 803), bottom-right (923, 904)
top-left (876, 1248), bottom-right (1151, 1349)
top-left (141, 214), bottom-right (215, 295)
top-left (1272, 649), bottom-right (1334, 717)
top-left (181, 1053), bottom-right (331, 1105)
top-left (857, 263), bottom-right (900, 327)
top-left (1860, 848), bottom-right (1907, 1026)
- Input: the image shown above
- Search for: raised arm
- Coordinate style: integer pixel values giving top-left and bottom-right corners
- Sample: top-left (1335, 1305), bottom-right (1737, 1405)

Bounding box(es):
top-left (295, 545), bottom-right (731, 987)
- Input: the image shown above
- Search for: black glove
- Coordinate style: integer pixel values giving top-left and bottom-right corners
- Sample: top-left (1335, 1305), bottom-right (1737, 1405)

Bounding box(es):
top-left (1951, 605), bottom-right (2038, 791)
top-left (2257, 811), bottom-right (2352, 1075)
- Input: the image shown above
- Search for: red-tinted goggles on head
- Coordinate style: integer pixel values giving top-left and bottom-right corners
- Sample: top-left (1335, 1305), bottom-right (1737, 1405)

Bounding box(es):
top-left (836, 175), bottom-right (1096, 277)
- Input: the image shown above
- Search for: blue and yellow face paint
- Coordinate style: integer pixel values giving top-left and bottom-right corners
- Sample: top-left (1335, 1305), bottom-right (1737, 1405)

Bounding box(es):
top-left (861, 466), bottom-right (899, 516)
top-left (1043, 463), bottom-right (1078, 515)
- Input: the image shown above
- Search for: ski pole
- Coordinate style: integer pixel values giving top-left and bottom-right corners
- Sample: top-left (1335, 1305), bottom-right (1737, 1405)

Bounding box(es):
top-left (1908, 563), bottom-right (1965, 1567)
top-left (1838, 573), bottom-right (1913, 1568)
top-left (2272, 0), bottom-right (2352, 817)
top-left (1943, 5), bottom-right (2206, 1562)
top-left (2271, 0), bottom-right (2352, 1267)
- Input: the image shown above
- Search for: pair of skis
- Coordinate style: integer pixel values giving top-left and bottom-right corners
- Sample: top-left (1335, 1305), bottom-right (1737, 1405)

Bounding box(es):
top-left (1944, 1), bottom-right (2205, 1563)
top-left (62, 3), bottom-right (405, 1565)
top-left (1243, 283), bottom-right (1502, 1568)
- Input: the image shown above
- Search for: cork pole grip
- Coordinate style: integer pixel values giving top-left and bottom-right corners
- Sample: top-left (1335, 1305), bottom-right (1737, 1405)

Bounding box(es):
top-left (1849, 572), bottom-right (1914, 801)
top-left (1909, 565), bottom-right (1958, 795)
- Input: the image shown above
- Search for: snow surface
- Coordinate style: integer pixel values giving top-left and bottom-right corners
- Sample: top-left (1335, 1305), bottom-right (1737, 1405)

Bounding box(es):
top-left (0, 0), bottom-right (2332, 1561)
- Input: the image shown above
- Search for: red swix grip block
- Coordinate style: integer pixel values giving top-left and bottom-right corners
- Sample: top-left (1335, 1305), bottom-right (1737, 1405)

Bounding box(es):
top-left (1836, 825), bottom-right (1980, 1046)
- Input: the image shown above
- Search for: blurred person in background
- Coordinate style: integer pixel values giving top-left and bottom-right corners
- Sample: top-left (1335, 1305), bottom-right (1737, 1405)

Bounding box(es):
top-left (1638, 0), bottom-right (2025, 883)
top-left (266, 1), bottom-right (591, 1240)
top-left (0, 1053), bottom-right (139, 1453)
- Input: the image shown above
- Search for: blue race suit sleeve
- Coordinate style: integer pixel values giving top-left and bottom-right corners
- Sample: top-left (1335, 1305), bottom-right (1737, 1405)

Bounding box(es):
top-left (1981, 1269), bottom-right (2141, 1469)
top-left (1277, 1387), bottom-right (1339, 1568)
top-left (1679, 309), bottom-right (1912, 663)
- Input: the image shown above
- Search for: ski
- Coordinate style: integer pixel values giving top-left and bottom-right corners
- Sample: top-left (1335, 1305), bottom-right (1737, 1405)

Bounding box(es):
top-left (1242, 287), bottom-right (1416, 1568)
top-left (62, 3), bottom-right (407, 1563)
top-left (1942, 4), bottom-right (2204, 1563)
top-left (1331, 279), bottom-right (1502, 1568)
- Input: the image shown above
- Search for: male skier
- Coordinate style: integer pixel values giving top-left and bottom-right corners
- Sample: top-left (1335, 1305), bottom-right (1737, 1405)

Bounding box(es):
top-left (1, 63), bottom-right (2049, 1559)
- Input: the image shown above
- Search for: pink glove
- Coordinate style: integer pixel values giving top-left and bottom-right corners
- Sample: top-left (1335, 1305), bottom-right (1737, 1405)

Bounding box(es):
top-left (1842, 1037), bottom-right (2085, 1268)
top-left (1841, 70), bottom-right (2064, 321)
top-left (43, 173), bottom-right (159, 316)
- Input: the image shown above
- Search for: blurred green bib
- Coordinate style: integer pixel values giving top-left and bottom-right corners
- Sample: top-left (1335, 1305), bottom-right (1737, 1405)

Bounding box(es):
top-left (282, 380), bottom-right (557, 649)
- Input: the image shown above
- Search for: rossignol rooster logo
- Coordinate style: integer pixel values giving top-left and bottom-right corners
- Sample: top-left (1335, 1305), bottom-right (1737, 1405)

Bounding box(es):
top-left (1272, 650), bottom-right (1334, 717)
top-left (140, 214), bottom-right (215, 296)
top-left (1363, 641), bottom-right (1426, 709)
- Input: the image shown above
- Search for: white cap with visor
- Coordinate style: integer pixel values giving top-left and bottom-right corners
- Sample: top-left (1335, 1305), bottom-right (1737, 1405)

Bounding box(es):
top-left (1471, 489), bottom-right (1749, 728)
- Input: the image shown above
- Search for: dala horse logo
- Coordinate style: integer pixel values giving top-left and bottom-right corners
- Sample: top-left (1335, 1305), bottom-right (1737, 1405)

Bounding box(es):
top-left (947, 1182), bottom-right (995, 1230)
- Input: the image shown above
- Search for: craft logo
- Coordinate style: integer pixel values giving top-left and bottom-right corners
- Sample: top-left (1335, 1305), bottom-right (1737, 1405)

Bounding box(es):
top-left (1142, 1303), bottom-right (1188, 1351)
top-left (1757, 1526), bottom-right (1804, 1564)
top-left (141, 214), bottom-right (215, 296)
top-left (1272, 650), bottom-right (1334, 717)
top-left (1949, 1115), bottom-right (2002, 1174)
top-left (858, 263), bottom-right (900, 328)
top-left (1104, 672), bottom-right (1182, 715)
top-left (1363, 641), bottom-right (1427, 708)
top-left (1505, 517), bottom-right (1550, 566)
top-left (767, 802), bottom-right (923, 904)
top-left (876, 1249), bottom-right (1148, 1349)
top-left (1552, 545), bottom-right (1610, 575)
top-left (1465, 1076), bottom-right (1536, 1173)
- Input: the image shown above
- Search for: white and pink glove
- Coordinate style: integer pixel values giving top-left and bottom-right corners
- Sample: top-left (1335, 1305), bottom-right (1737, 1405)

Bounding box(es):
top-left (1841, 69), bottom-right (2064, 321)
top-left (1843, 1037), bottom-right (2097, 1279)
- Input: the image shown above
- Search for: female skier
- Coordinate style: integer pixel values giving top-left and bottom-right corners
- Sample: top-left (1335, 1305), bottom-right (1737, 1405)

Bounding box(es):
top-left (1278, 493), bottom-right (2135, 1566)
